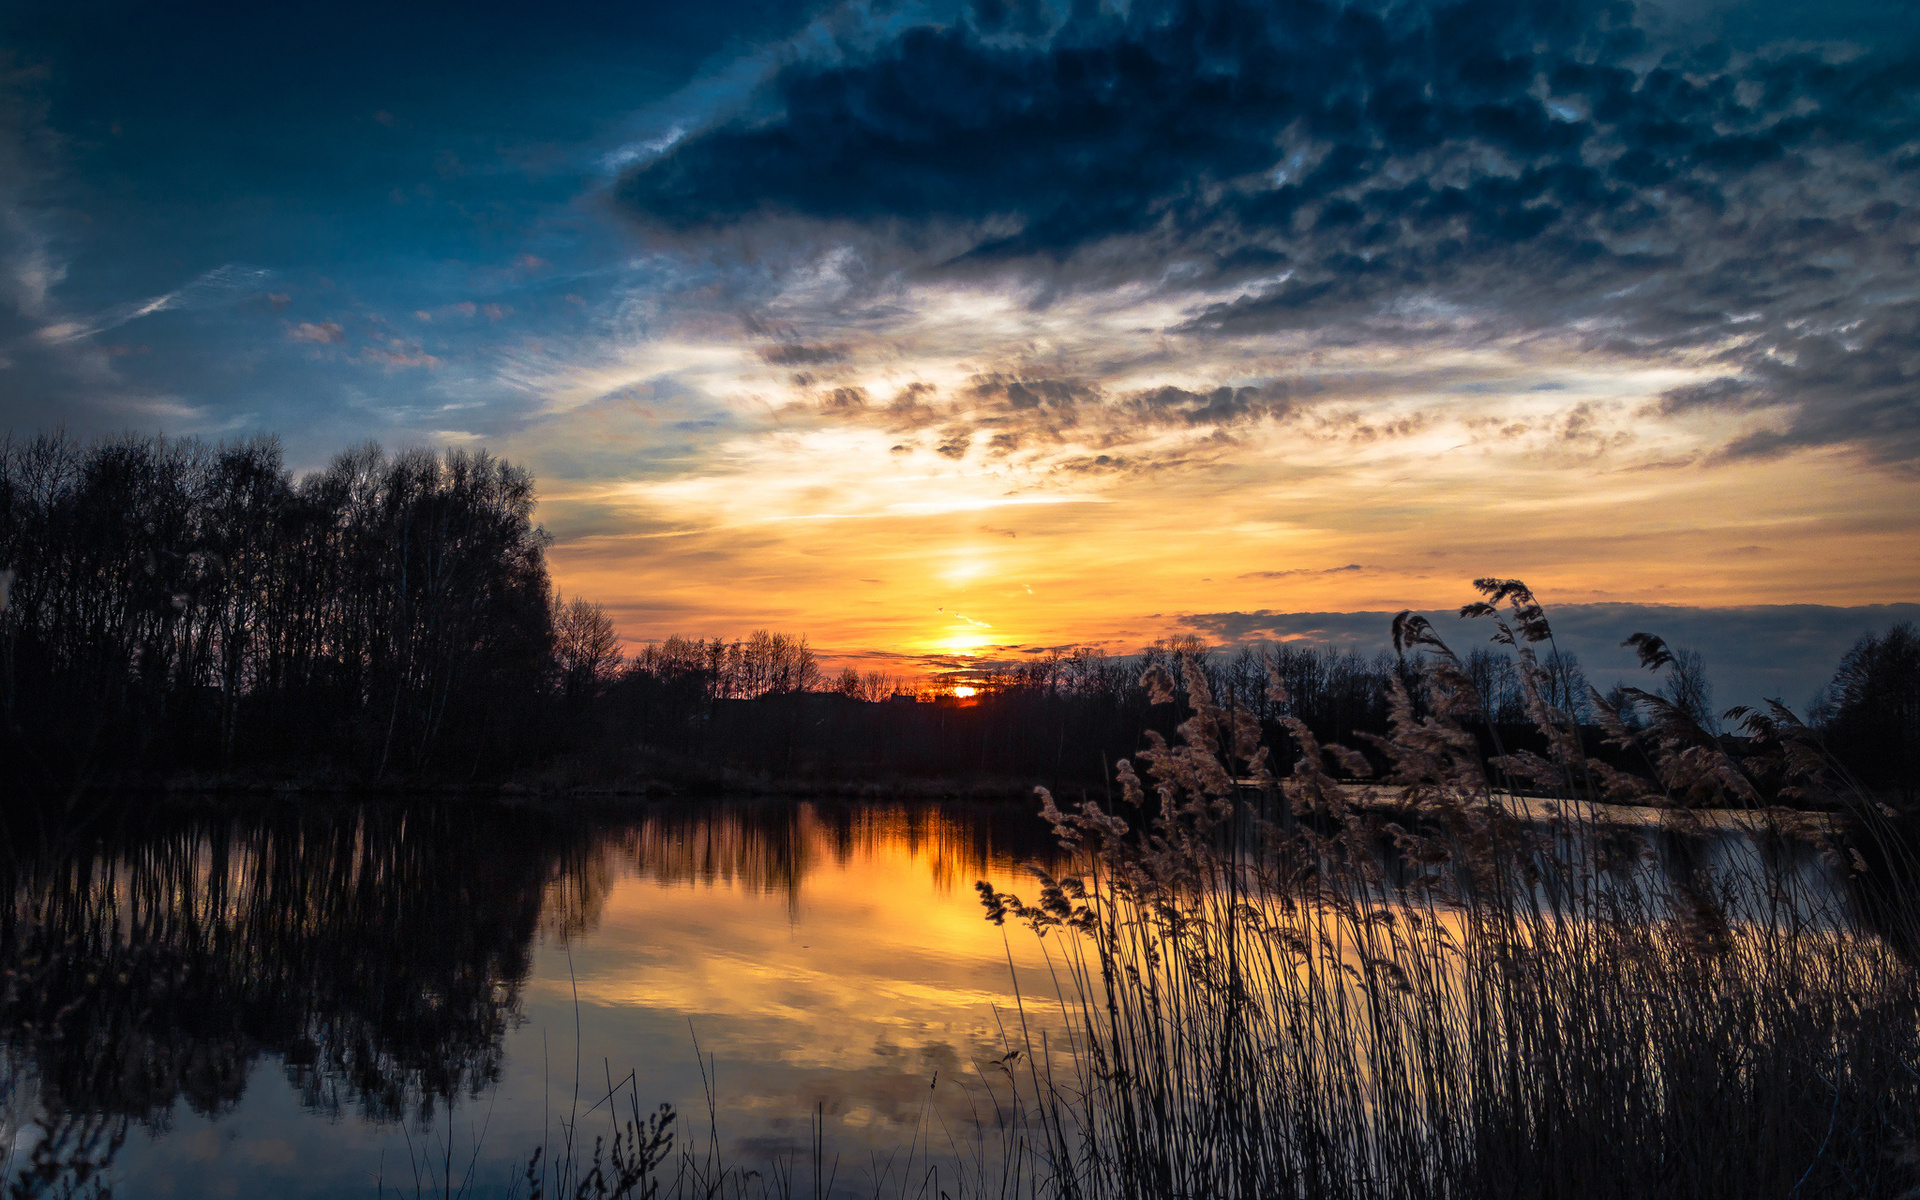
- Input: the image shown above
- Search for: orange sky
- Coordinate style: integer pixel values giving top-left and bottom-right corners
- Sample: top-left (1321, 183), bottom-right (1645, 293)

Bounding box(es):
top-left (515, 297), bottom-right (1920, 675)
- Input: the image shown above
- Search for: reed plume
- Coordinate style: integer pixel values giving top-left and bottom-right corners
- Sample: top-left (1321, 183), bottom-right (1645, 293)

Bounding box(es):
top-left (978, 580), bottom-right (1920, 1199)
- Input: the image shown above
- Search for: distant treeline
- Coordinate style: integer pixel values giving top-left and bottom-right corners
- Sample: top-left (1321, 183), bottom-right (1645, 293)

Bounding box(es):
top-left (600, 636), bottom-right (1409, 791)
top-left (560, 591), bottom-right (1920, 802)
top-left (2, 430), bottom-right (1913, 797)
top-left (594, 635), bottom-right (1654, 795)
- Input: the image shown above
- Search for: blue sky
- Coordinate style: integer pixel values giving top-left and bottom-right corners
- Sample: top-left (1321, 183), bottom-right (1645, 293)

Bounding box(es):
top-left (2, 0), bottom-right (1918, 705)
top-left (0, 0), bottom-right (833, 448)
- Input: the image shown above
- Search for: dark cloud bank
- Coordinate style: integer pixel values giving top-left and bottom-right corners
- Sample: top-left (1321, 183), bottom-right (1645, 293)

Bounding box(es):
top-left (620, 0), bottom-right (1920, 467)
top-left (1181, 602), bottom-right (1920, 712)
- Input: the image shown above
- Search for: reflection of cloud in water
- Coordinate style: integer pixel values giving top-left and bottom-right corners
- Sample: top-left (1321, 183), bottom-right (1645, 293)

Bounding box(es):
top-left (0, 796), bottom-right (1068, 1194)
top-left (520, 799), bottom-right (1073, 1172)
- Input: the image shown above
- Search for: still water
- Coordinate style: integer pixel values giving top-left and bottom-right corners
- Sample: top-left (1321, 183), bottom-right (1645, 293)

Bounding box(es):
top-left (0, 794), bottom-right (1866, 1198)
top-left (0, 797), bottom-right (1074, 1198)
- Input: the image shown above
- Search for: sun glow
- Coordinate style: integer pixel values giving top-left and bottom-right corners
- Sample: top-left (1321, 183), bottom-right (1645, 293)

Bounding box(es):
top-left (940, 632), bottom-right (994, 655)
top-left (533, 306), bottom-right (1920, 670)
top-left (943, 555), bottom-right (988, 585)
top-left (952, 686), bottom-right (978, 698)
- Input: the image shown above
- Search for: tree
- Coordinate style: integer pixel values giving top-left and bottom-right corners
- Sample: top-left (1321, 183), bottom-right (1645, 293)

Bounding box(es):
top-left (1538, 648), bottom-right (1592, 724)
top-left (0, 432), bottom-right (559, 781)
top-left (1463, 647), bottom-right (1526, 724)
top-left (1662, 647), bottom-right (1718, 735)
top-left (553, 596), bottom-right (623, 701)
top-left (832, 666), bottom-right (863, 698)
top-left (1820, 623), bottom-right (1920, 798)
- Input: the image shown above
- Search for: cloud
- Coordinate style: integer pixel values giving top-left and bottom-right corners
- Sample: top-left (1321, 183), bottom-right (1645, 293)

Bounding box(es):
top-left (0, 61), bottom-right (62, 329)
top-left (1179, 602), bottom-right (1920, 713)
top-left (0, 63), bottom-right (235, 430)
top-left (34, 263), bottom-right (270, 345)
top-left (358, 342), bottom-right (440, 369)
top-left (291, 320), bottom-right (346, 344)
top-left (1123, 382), bottom-right (1296, 428)
top-left (617, 0), bottom-right (1920, 469)
top-left (1239, 563), bottom-right (1366, 580)
top-left (759, 342), bottom-right (848, 365)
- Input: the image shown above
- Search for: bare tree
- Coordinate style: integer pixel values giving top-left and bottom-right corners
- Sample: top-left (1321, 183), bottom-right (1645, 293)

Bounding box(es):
top-left (553, 595), bottom-right (623, 700)
top-left (859, 670), bottom-right (898, 703)
top-left (1663, 646), bottom-right (1718, 735)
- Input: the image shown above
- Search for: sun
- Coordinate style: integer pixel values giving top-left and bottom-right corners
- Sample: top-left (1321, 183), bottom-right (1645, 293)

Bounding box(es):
top-left (952, 685), bottom-right (978, 698)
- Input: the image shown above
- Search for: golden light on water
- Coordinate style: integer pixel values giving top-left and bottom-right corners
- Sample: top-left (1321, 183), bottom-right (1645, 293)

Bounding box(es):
top-left (516, 802), bottom-right (1070, 1152)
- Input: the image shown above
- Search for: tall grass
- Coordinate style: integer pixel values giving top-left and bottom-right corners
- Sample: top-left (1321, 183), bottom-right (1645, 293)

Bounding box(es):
top-left (971, 579), bottom-right (1920, 1199)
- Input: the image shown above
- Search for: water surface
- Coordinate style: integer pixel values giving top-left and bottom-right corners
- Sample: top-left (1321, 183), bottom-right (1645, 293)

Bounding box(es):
top-left (0, 797), bottom-right (1070, 1198)
top-left (0, 793), bottom-right (1865, 1197)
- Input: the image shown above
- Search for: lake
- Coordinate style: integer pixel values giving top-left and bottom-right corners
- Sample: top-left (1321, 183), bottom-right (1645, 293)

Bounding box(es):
top-left (0, 796), bottom-right (1086, 1199)
top-left (0, 792), bottom-right (1866, 1198)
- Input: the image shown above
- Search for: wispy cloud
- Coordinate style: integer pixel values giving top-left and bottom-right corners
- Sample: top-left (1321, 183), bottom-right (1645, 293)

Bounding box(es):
top-left (1240, 564), bottom-right (1367, 580)
top-left (290, 320), bottom-right (345, 344)
top-left (34, 263), bottom-right (269, 345)
top-left (0, 61), bottom-right (63, 329)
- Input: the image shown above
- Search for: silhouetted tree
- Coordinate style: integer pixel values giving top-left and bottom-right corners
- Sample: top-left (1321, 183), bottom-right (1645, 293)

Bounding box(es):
top-left (554, 595), bottom-right (624, 701)
top-left (1662, 646), bottom-right (1718, 735)
top-left (1818, 623), bottom-right (1920, 798)
top-left (0, 432), bottom-right (556, 783)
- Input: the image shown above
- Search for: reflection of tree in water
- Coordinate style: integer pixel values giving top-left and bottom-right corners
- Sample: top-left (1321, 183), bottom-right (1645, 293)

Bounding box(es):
top-left (0, 796), bottom-right (1067, 1192)
top-left (541, 832), bottom-right (626, 943)
top-left (1, 1048), bottom-right (123, 1200)
top-left (0, 802), bottom-right (604, 1138)
top-left (1, 1110), bottom-right (124, 1200)
top-left (616, 800), bottom-right (1064, 912)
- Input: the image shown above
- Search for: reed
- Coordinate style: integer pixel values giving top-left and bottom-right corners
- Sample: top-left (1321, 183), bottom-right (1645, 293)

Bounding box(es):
top-left (969, 579), bottom-right (1920, 1199)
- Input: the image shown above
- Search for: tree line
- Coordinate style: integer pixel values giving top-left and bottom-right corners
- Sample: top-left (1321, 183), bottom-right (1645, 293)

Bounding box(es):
top-left (0, 431), bottom-right (556, 783)
top-left (2, 430), bottom-right (1912, 797)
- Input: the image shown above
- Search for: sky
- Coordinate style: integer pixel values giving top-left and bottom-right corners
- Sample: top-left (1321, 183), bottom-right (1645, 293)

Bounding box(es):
top-left (2, 0), bottom-right (1918, 706)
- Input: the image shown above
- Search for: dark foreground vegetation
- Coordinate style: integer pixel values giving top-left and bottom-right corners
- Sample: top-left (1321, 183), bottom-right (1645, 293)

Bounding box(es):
top-left (970, 585), bottom-right (1920, 1198)
top-left (3, 430), bottom-right (1915, 805)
